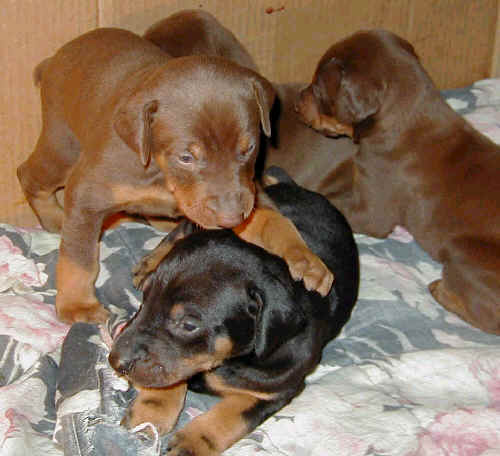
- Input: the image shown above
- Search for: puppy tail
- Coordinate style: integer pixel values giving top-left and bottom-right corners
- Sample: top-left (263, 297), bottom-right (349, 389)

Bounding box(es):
top-left (33, 58), bottom-right (50, 87)
top-left (262, 166), bottom-right (296, 188)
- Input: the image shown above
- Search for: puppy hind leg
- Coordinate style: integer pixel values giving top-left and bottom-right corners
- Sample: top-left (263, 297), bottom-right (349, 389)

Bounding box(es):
top-left (429, 263), bottom-right (500, 335)
top-left (429, 279), bottom-right (472, 324)
top-left (17, 127), bottom-right (79, 233)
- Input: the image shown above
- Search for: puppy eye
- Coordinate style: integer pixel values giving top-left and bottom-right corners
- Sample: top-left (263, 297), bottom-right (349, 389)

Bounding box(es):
top-left (178, 317), bottom-right (200, 334)
top-left (178, 152), bottom-right (194, 165)
top-left (241, 143), bottom-right (256, 157)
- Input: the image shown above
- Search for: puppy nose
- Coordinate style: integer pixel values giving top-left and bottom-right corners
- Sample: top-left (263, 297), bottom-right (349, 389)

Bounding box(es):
top-left (216, 213), bottom-right (245, 228)
top-left (108, 349), bottom-right (134, 375)
top-left (206, 193), bottom-right (247, 228)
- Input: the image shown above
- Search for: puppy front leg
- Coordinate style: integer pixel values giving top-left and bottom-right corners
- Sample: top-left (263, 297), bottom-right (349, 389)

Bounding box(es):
top-left (122, 382), bottom-right (187, 436)
top-left (56, 187), bottom-right (111, 324)
top-left (132, 219), bottom-right (198, 288)
top-left (167, 393), bottom-right (286, 456)
top-left (234, 207), bottom-right (334, 296)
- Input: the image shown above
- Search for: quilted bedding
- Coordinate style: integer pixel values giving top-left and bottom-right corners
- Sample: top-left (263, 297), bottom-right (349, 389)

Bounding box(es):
top-left (1, 79), bottom-right (500, 456)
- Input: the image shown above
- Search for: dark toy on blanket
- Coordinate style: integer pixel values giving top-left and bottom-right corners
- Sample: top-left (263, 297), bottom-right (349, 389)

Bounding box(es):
top-left (109, 167), bottom-right (359, 456)
top-left (296, 29), bottom-right (500, 334)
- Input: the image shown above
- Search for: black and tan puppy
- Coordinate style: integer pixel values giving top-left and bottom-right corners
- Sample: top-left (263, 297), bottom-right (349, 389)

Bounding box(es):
top-left (109, 167), bottom-right (359, 455)
top-left (296, 29), bottom-right (500, 334)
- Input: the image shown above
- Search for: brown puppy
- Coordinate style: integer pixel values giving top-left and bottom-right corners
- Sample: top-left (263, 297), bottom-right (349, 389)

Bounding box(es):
top-left (18, 27), bottom-right (332, 324)
top-left (134, 12), bottom-right (357, 287)
top-left (144, 9), bottom-right (258, 72)
top-left (262, 83), bottom-right (358, 204)
top-left (296, 29), bottom-right (500, 334)
top-left (142, 11), bottom-right (358, 201)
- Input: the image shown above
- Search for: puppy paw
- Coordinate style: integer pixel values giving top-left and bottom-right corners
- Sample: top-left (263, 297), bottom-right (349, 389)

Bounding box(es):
top-left (284, 246), bottom-right (334, 296)
top-left (429, 279), bottom-right (469, 322)
top-left (56, 302), bottom-right (109, 325)
top-left (167, 429), bottom-right (218, 456)
top-left (132, 254), bottom-right (158, 289)
top-left (122, 399), bottom-right (177, 437)
top-left (122, 384), bottom-right (186, 437)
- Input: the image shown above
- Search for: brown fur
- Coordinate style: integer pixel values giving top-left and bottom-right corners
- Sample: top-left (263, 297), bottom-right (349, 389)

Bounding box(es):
top-left (261, 83), bottom-right (358, 208)
top-left (167, 394), bottom-right (259, 456)
top-left (144, 9), bottom-right (258, 72)
top-left (18, 22), bottom-right (333, 324)
top-left (122, 383), bottom-right (187, 435)
top-left (296, 29), bottom-right (500, 334)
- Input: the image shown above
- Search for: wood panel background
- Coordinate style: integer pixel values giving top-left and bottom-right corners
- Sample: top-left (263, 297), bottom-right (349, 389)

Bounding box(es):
top-left (1, 0), bottom-right (499, 227)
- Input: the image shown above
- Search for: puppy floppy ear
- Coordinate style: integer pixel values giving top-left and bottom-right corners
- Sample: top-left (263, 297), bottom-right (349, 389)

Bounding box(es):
top-left (252, 77), bottom-right (275, 138)
top-left (252, 275), bottom-right (306, 360)
top-left (332, 63), bottom-right (382, 141)
top-left (336, 71), bottom-right (380, 124)
top-left (317, 57), bottom-right (381, 141)
top-left (114, 98), bottom-right (159, 167)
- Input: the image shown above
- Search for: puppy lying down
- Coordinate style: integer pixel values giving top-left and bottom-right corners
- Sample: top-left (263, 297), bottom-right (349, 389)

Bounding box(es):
top-left (109, 167), bottom-right (359, 455)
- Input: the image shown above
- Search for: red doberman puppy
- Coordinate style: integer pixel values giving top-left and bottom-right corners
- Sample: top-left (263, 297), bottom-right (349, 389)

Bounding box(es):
top-left (17, 24), bottom-right (332, 325)
top-left (143, 9), bottom-right (258, 72)
top-left (296, 29), bottom-right (500, 334)
top-left (142, 10), bottom-right (358, 208)
top-left (133, 11), bottom-right (356, 288)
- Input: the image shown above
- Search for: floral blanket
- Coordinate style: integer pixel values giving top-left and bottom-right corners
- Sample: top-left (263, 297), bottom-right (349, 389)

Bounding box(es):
top-left (1, 79), bottom-right (500, 456)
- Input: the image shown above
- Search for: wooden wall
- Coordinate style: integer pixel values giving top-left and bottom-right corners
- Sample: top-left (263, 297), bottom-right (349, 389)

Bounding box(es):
top-left (1, 0), bottom-right (499, 227)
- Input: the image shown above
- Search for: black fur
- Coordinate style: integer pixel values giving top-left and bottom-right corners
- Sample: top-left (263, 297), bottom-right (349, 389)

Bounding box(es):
top-left (109, 166), bottom-right (359, 450)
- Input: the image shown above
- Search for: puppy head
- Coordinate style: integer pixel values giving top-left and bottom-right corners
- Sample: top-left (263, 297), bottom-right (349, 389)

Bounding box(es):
top-left (114, 56), bottom-right (275, 229)
top-left (296, 30), bottom-right (419, 142)
top-left (108, 230), bottom-right (305, 388)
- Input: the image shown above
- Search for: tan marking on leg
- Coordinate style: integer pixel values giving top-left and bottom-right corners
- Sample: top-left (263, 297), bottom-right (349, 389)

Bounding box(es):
top-left (204, 372), bottom-right (276, 401)
top-left (122, 382), bottom-right (187, 436)
top-left (234, 208), bottom-right (334, 296)
top-left (168, 393), bottom-right (259, 456)
top-left (56, 252), bottom-right (109, 324)
top-left (132, 221), bottom-right (186, 289)
top-left (132, 242), bottom-right (176, 288)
